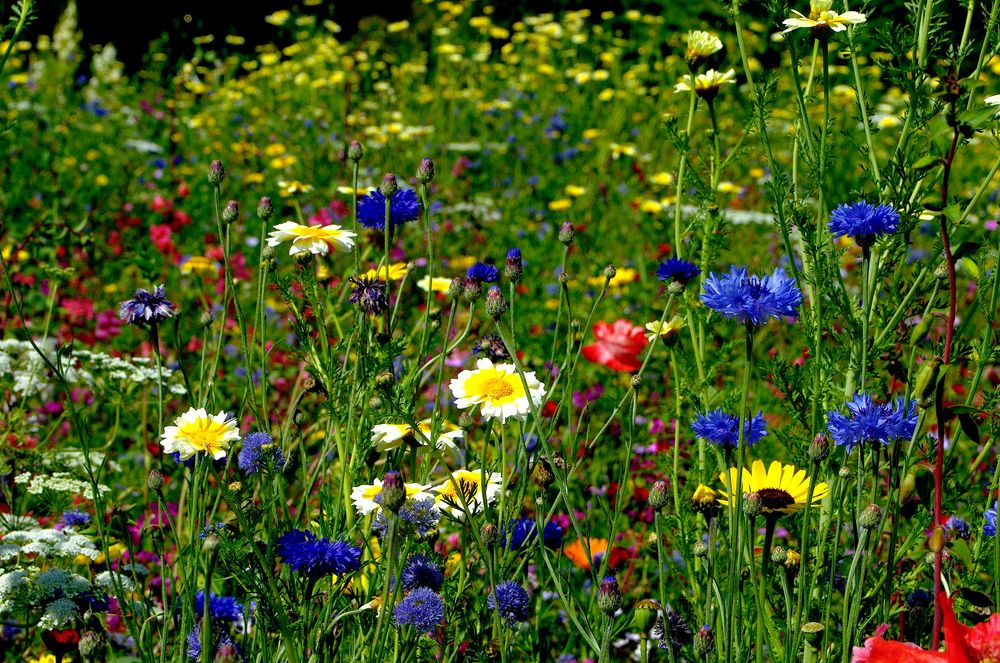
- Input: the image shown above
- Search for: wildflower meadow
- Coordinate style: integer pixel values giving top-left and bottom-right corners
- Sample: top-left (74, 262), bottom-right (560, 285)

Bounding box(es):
top-left (3, 0), bottom-right (1000, 660)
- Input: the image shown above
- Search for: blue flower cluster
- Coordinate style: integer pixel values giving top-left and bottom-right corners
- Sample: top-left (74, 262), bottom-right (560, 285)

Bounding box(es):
top-left (828, 200), bottom-right (900, 247)
top-left (372, 497), bottom-right (441, 539)
top-left (194, 590), bottom-right (245, 623)
top-left (238, 431), bottom-right (285, 476)
top-left (691, 409), bottom-right (768, 449)
top-left (401, 554), bottom-right (444, 592)
top-left (356, 188), bottom-right (421, 231)
top-left (487, 580), bottom-right (530, 629)
top-left (656, 257), bottom-right (701, 285)
top-left (700, 266), bottom-right (802, 327)
top-left (61, 509), bottom-right (91, 528)
top-left (466, 262), bottom-right (500, 284)
top-left (826, 393), bottom-right (917, 450)
top-left (984, 502), bottom-right (998, 537)
top-left (276, 529), bottom-right (361, 578)
top-left (393, 587), bottom-right (445, 632)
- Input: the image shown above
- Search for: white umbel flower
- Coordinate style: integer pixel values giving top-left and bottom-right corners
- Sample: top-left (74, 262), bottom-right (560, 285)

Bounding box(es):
top-left (449, 358), bottom-right (547, 423)
top-left (160, 407), bottom-right (240, 461)
top-left (266, 221), bottom-right (356, 256)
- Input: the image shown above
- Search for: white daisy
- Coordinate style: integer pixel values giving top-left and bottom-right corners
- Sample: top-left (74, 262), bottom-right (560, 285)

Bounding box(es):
top-left (449, 358), bottom-right (547, 424)
top-left (350, 479), bottom-right (434, 515)
top-left (433, 469), bottom-right (502, 516)
top-left (266, 221), bottom-right (356, 256)
top-left (160, 407), bottom-right (240, 461)
top-left (371, 420), bottom-right (464, 452)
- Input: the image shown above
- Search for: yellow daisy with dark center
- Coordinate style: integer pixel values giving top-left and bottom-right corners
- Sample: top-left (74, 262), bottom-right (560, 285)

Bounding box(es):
top-left (718, 459), bottom-right (828, 515)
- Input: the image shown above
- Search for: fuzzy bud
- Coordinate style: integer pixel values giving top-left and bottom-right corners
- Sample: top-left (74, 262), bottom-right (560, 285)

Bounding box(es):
top-left (632, 598), bottom-right (660, 634)
top-left (809, 434), bottom-right (830, 463)
top-left (208, 159), bottom-right (226, 184)
top-left (558, 272), bottom-right (570, 285)
top-left (147, 470), bottom-right (164, 492)
top-left (257, 196), bottom-right (274, 221)
top-left (379, 173), bottom-right (399, 198)
top-left (860, 504), bottom-right (882, 530)
top-left (743, 493), bottom-right (762, 520)
top-left (838, 466), bottom-right (851, 480)
top-left (667, 280), bottom-right (685, 294)
top-left (486, 286), bottom-right (508, 319)
top-left (693, 540), bottom-right (709, 558)
top-left (630, 374), bottom-right (642, 390)
top-left (648, 480), bottom-right (669, 510)
top-left (558, 221), bottom-right (576, 245)
top-left (771, 546), bottom-right (788, 565)
top-left (458, 412), bottom-right (476, 430)
top-left (222, 200), bottom-right (239, 225)
top-left (603, 264), bottom-right (617, 281)
top-left (447, 277), bottom-right (463, 300)
top-left (463, 277), bottom-right (483, 302)
top-left (694, 625), bottom-right (715, 656)
top-left (416, 157), bottom-right (435, 184)
top-left (78, 631), bottom-right (102, 659)
top-left (480, 523), bottom-right (499, 546)
top-left (380, 471), bottom-right (406, 513)
top-left (597, 576), bottom-right (622, 616)
top-left (505, 248), bottom-right (523, 282)
top-left (347, 140), bottom-right (364, 163)
top-left (375, 371), bottom-right (395, 390)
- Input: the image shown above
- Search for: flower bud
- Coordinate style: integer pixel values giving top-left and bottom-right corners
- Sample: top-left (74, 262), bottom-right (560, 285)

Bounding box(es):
top-left (603, 264), bottom-right (617, 281)
top-left (838, 466), bottom-right (851, 479)
top-left (257, 196), bottom-right (274, 221)
top-left (486, 286), bottom-right (508, 319)
top-left (558, 272), bottom-right (570, 285)
top-left (262, 245), bottom-right (276, 261)
top-left (743, 493), bottom-right (762, 520)
top-left (558, 221), bottom-right (575, 245)
top-left (504, 248), bottom-right (523, 282)
top-left (771, 546), bottom-right (787, 565)
top-left (347, 140), bottom-right (364, 163)
top-left (693, 541), bottom-right (708, 558)
top-left (481, 522), bottom-right (499, 546)
top-left (597, 576), bottom-right (622, 616)
top-left (632, 598), bottom-right (660, 634)
top-left (78, 631), bottom-right (102, 659)
top-left (630, 374), bottom-right (642, 390)
top-left (860, 504), bottom-right (882, 530)
top-left (800, 621), bottom-right (825, 646)
top-left (463, 277), bottom-right (483, 302)
top-left (458, 412), bottom-right (476, 430)
top-left (648, 480), bottom-right (669, 510)
top-left (809, 434), bottom-right (830, 463)
top-left (416, 157), bottom-right (435, 183)
top-left (531, 461), bottom-right (555, 490)
top-left (379, 173), bottom-right (399, 198)
top-left (694, 625), bottom-right (715, 656)
top-left (208, 159), bottom-right (226, 184)
top-left (222, 200), bottom-right (239, 225)
top-left (375, 371), bottom-right (394, 390)
top-left (380, 470), bottom-right (406, 513)
top-left (447, 277), bottom-right (463, 300)
top-left (147, 470), bottom-right (164, 492)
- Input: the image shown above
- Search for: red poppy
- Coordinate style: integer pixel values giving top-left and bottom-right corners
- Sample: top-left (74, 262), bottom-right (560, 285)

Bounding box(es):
top-left (41, 628), bottom-right (80, 654)
top-left (852, 593), bottom-right (1000, 662)
top-left (582, 319), bottom-right (648, 372)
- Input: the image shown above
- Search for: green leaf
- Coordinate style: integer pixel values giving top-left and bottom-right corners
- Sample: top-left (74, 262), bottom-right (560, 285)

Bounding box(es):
top-left (952, 241), bottom-right (982, 261)
top-left (959, 106), bottom-right (1000, 130)
top-left (911, 155), bottom-right (941, 171)
top-left (957, 412), bottom-right (981, 443)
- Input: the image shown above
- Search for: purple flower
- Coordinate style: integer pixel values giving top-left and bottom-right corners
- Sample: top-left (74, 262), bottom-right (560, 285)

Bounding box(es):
top-left (700, 266), bottom-right (802, 327)
top-left (656, 257), bottom-right (701, 285)
top-left (466, 262), bottom-right (500, 284)
top-left (119, 285), bottom-right (176, 327)
top-left (348, 275), bottom-right (389, 315)
top-left (356, 188), bottom-right (421, 231)
top-left (487, 581), bottom-right (530, 629)
top-left (984, 502), bottom-right (998, 537)
top-left (392, 587), bottom-right (445, 632)
top-left (826, 393), bottom-right (917, 451)
top-left (828, 201), bottom-right (900, 247)
top-left (238, 431), bottom-right (285, 475)
top-left (276, 529), bottom-right (360, 578)
top-left (401, 554), bottom-right (444, 592)
top-left (691, 409), bottom-right (768, 449)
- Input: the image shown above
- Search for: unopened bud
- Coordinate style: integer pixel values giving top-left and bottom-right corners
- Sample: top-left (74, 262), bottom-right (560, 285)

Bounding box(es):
top-left (603, 264), bottom-right (617, 281)
top-left (380, 471), bottom-right (406, 513)
top-left (597, 576), bottom-right (622, 616)
top-left (375, 371), bottom-right (394, 390)
top-left (222, 200), bottom-right (239, 225)
top-left (860, 504), bottom-right (882, 530)
top-left (928, 525), bottom-right (945, 553)
top-left (486, 286), bottom-right (508, 319)
top-left (693, 540), bottom-right (709, 558)
top-left (694, 625), bottom-right (715, 656)
top-left (147, 470), bottom-right (164, 492)
top-left (379, 173), bottom-right (399, 197)
top-left (447, 277), bottom-right (463, 300)
top-left (800, 622), bottom-right (825, 646)
top-left (202, 533), bottom-right (219, 553)
top-left (208, 159), bottom-right (226, 184)
top-left (630, 374), bottom-right (642, 390)
top-left (743, 493), bottom-right (762, 520)
top-left (648, 480), bottom-right (669, 510)
top-left (558, 221), bottom-right (575, 245)
top-left (771, 546), bottom-right (787, 565)
top-left (78, 631), bottom-right (102, 658)
top-left (838, 466), bottom-right (851, 479)
top-left (809, 434), bottom-right (830, 463)
top-left (632, 598), bottom-right (660, 634)
top-left (347, 140), bottom-right (364, 163)
top-left (505, 248), bottom-right (523, 282)
top-left (416, 157), bottom-right (435, 184)
top-left (481, 523), bottom-right (499, 546)
top-left (458, 412), bottom-right (476, 430)
top-left (558, 272), bottom-right (570, 285)
top-left (463, 278), bottom-right (483, 302)
top-left (257, 196), bottom-right (274, 221)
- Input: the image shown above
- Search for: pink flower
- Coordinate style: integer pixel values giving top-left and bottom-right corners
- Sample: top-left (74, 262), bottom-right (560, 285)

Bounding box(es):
top-left (582, 319), bottom-right (648, 372)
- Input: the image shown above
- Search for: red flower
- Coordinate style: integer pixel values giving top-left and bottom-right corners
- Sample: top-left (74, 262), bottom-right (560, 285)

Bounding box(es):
top-left (852, 593), bottom-right (1000, 662)
top-left (582, 319), bottom-right (648, 372)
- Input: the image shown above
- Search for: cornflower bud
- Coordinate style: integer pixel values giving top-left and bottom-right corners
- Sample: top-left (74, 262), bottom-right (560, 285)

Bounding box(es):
top-left (694, 625), bottom-right (715, 656)
top-left (480, 523), bottom-right (499, 546)
top-left (558, 221), bottom-right (576, 245)
top-left (147, 470), bottom-right (164, 492)
top-left (597, 576), bottom-right (622, 616)
top-left (379, 173), bottom-right (399, 198)
top-left (860, 504), bottom-right (882, 530)
top-left (486, 286), bottom-right (508, 319)
top-left (208, 159), bottom-right (226, 184)
top-left (347, 140), bottom-right (364, 163)
top-left (257, 196), bottom-right (274, 221)
top-left (809, 434), bottom-right (830, 463)
top-left (222, 200), bottom-right (239, 225)
top-left (631, 598), bottom-right (660, 634)
top-left (416, 157), bottom-right (435, 184)
top-left (648, 480), bottom-right (669, 510)
top-left (743, 493), bottom-right (763, 520)
top-left (380, 470), bottom-right (406, 513)
top-left (505, 248), bottom-right (523, 282)
top-left (603, 264), bottom-right (617, 281)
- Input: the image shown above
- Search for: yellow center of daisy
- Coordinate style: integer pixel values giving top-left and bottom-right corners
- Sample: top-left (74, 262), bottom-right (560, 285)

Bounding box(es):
top-left (438, 476), bottom-right (481, 503)
top-left (463, 369), bottom-right (525, 405)
top-left (480, 377), bottom-right (515, 399)
top-left (176, 418), bottom-right (232, 456)
top-left (290, 226), bottom-right (336, 241)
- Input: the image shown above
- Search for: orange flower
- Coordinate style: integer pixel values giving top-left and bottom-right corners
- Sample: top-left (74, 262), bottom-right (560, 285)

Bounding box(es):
top-left (563, 538), bottom-right (608, 570)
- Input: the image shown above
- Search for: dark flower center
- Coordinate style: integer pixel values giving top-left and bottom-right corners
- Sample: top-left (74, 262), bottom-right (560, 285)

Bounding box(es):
top-left (753, 488), bottom-right (795, 512)
top-left (742, 276), bottom-right (764, 299)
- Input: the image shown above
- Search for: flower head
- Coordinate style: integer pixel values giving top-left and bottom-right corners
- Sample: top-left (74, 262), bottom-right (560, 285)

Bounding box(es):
top-left (985, 502), bottom-right (998, 537)
top-left (826, 393), bottom-right (917, 451)
top-left (828, 201), bottom-right (900, 247)
top-left (160, 408), bottom-right (240, 461)
top-left (472, 333), bottom-right (511, 362)
top-left (692, 409), bottom-right (768, 449)
top-left (686, 30), bottom-right (723, 65)
top-left (654, 610), bottom-right (693, 650)
top-left (719, 460), bottom-right (829, 515)
top-left (700, 266), bottom-right (802, 327)
top-left (119, 285), bottom-right (176, 327)
top-left (645, 316), bottom-right (686, 343)
top-left (351, 479), bottom-right (434, 515)
top-left (238, 431), bottom-right (285, 475)
top-left (371, 420), bottom-right (463, 452)
top-left (500, 517), bottom-right (537, 550)
top-left (276, 529), bottom-right (361, 578)
top-left (488, 581), bottom-right (530, 629)
top-left (392, 587), bottom-right (444, 632)
top-left (401, 554), bottom-right (444, 592)
top-left (356, 188), bottom-right (421, 231)
top-left (582, 319), bottom-right (648, 372)
top-left (433, 468), bottom-right (502, 516)
top-left (266, 221), bottom-right (356, 256)
top-left (449, 358), bottom-right (547, 423)
top-left (348, 275), bottom-right (389, 315)
top-left (563, 537), bottom-right (608, 570)
top-left (674, 69), bottom-right (736, 100)
top-left (373, 498), bottom-right (441, 539)
top-left (60, 510), bottom-right (91, 529)
top-left (193, 590), bottom-right (244, 623)
top-left (656, 257), bottom-right (702, 285)
top-left (466, 262), bottom-right (500, 284)
top-left (783, 1), bottom-right (866, 33)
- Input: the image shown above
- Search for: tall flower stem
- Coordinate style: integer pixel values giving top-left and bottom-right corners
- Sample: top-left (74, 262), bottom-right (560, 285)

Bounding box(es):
top-left (383, 195), bottom-right (393, 335)
top-left (859, 246), bottom-right (872, 392)
top-left (674, 74), bottom-right (698, 257)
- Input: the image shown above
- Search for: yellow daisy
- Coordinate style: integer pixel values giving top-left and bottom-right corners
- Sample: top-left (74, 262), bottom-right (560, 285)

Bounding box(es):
top-left (363, 262), bottom-right (409, 281)
top-left (645, 315), bottom-right (686, 342)
top-left (370, 420), bottom-right (464, 451)
top-left (433, 468), bottom-right (502, 516)
top-left (266, 221), bottom-right (356, 257)
top-left (718, 460), bottom-right (828, 514)
top-left (180, 255), bottom-right (219, 278)
top-left (674, 69), bottom-right (736, 99)
top-left (160, 407), bottom-right (240, 461)
top-left (449, 358), bottom-right (547, 423)
top-left (782, 0), bottom-right (865, 33)
top-left (686, 30), bottom-right (723, 64)
top-left (416, 276), bottom-right (454, 293)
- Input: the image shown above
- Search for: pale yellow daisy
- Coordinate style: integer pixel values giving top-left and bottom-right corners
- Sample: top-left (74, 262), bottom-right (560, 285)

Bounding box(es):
top-left (449, 358), bottom-right (547, 423)
top-left (160, 407), bottom-right (240, 461)
top-left (266, 221), bottom-right (356, 256)
top-left (433, 468), bottom-right (502, 516)
top-left (350, 479), bottom-right (434, 515)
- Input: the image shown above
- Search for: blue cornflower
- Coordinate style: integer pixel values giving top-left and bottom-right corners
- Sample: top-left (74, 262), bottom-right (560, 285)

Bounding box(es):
top-left (392, 587), bottom-right (445, 632)
top-left (828, 201), bottom-right (900, 247)
top-left (401, 554), bottom-right (444, 592)
top-left (373, 498), bottom-right (441, 539)
top-left (472, 333), bottom-right (511, 362)
top-left (691, 409), bottom-right (768, 449)
top-left (655, 610), bottom-right (693, 650)
top-left (700, 266), bottom-right (802, 327)
top-left (500, 517), bottom-right (537, 550)
top-left (119, 285), bottom-right (177, 327)
top-left (907, 588), bottom-right (933, 608)
top-left (186, 625), bottom-right (233, 661)
top-left (194, 590), bottom-right (244, 623)
top-left (656, 258), bottom-right (701, 285)
top-left (238, 432), bottom-right (285, 476)
top-left (826, 393), bottom-right (917, 450)
top-left (542, 521), bottom-right (564, 550)
top-left (945, 516), bottom-right (971, 540)
top-left (276, 529), bottom-right (361, 578)
top-left (61, 509), bottom-right (91, 528)
top-left (466, 262), bottom-right (500, 284)
top-left (984, 502), bottom-right (997, 537)
top-left (487, 581), bottom-right (530, 629)
top-left (356, 188), bottom-right (421, 231)
top-left (348, 275), bottom-right (389, 316)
